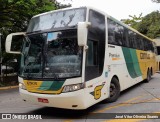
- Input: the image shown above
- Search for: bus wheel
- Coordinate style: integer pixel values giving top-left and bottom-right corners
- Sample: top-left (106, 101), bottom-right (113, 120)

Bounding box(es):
top-left (145, 69), bottom-right (151, 83)
top-left (105, 77), bottom-right (120, 103)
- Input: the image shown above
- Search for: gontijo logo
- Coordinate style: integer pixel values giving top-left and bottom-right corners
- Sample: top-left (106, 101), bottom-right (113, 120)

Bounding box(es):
top-left (140, 53), bottom-right (150, 59)
top-left (27, 81), bottom-right (37, 86)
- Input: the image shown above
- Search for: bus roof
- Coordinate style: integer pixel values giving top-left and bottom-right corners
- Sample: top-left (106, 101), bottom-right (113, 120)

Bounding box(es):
top-left (32, 6), bottom-right (85, 18)
top-left (32, 6), bottom-right (154, 42)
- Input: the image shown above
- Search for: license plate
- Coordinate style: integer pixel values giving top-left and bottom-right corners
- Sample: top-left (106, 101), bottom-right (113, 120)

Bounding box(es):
top-left (38, 98), bottom-right (49, 103)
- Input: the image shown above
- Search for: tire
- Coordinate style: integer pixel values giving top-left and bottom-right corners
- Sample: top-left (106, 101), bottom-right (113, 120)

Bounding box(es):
top-left (145, 69), bottom-right (151, 83)
top-left (105, 77), bottom-right (120, 103)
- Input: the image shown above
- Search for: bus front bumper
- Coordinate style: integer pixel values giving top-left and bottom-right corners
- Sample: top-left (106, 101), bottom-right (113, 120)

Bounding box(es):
top-left (20, 88), bottom-right (87, 110)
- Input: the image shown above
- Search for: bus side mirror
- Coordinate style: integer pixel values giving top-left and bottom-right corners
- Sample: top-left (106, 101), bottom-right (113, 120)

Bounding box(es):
top-left (6, 32), bottom-right (26, 54)
top-left (77, 22), bottom-right (91, 46)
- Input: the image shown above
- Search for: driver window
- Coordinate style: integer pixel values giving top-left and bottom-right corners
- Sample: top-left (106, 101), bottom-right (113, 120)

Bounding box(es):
top-left (86, 40), bottom-right (98, 66)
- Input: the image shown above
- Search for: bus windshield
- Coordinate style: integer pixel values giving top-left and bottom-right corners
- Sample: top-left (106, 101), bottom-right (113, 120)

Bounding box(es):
top-left (27, 8), bottom-right (86, 33)
top-left (20, 30), bottom-right (82, 79)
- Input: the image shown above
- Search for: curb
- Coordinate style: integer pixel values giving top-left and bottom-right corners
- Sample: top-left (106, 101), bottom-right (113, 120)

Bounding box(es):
top-left (0, 85), bottom-right (19, 90)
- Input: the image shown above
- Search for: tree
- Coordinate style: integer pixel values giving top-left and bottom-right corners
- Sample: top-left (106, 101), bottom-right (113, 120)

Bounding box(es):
top-left (0, 0), bottom-right (56, 34)
top-left (123, 11), bottom-right (160, 39)
top-left (0, 0), bottom-right (70, 65)
top-left (52, 0), bottom-right (71, 9)
top-left (136, 11), bottom-right (160, 38)
top-left (122, 13), bottom-right (143, 29)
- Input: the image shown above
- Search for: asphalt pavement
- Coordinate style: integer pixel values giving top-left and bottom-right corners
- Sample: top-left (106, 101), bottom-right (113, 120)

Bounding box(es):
top-left (1, 73), bottom-right (160, 122)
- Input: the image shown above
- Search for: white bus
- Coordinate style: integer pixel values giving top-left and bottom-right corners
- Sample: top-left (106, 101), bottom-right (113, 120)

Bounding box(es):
top-left (5, 6), bottom-right (157, 109)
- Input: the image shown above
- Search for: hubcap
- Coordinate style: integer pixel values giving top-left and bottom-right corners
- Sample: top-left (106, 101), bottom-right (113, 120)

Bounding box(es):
top-left (110, 83), bottom-right (116, 97)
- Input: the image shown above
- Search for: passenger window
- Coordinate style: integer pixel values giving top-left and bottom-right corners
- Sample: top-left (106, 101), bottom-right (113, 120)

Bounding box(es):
top-left (108, 19), bottom-right (116, 45)
top-left (123, 28), bottom-right (129, 47)
top-left (136, 35), bottom-right (144, 50)
top-left (114, 24), bottom-right (123, 46)
top-left (108, 19), bottom-right (128, 47)
top-left (128, 31), bottom-right (137, 48)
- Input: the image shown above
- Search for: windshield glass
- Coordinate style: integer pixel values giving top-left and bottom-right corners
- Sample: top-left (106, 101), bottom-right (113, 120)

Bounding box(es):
top-left (20, 30), bottom-right (82, 79)
top-left (20, 33), bottom-right (46, 78)
top-left (27, 8), bottom-right (86, 33)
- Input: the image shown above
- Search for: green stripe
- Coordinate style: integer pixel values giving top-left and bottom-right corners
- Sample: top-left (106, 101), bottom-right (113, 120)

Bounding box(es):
top-left (130, 49), bottom-right (142, 77)
top-left (38, 81), bottom-right (65, 91)
top-left (48, 81), bottom-right (65, 91)
top-left (122, 47), bottom-right (142, 78)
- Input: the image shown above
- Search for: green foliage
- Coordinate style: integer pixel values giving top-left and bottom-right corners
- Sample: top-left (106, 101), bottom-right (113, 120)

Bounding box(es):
top-left (124, 11), bottom-right (160, 39)
top-left (53, 0), bottom-right (71, 9)
top-left (0, 0), bottom-right (56, 34)
top-left (136, 11), bottom-right (160, 38)
top-left (122, 13), bottom-right (143, 29)
top-left (0, 0), bottom-right (68, 64)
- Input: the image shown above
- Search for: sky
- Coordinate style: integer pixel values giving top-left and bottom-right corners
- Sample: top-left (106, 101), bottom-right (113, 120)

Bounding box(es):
top-left (57, 0), bottom-right (160, 20)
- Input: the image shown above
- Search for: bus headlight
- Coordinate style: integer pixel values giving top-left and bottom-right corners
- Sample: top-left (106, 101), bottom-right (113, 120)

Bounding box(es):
top-left (19, 83), bottom-right (26, 90)
top-left (62, 83), bottom-right (84, 93)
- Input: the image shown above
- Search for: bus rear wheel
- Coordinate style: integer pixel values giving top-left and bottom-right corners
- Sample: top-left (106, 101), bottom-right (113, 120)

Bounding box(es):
top-left (145, 69), bottom-right (151, 83)
top-left (105, 77), bottom-right (120, 103)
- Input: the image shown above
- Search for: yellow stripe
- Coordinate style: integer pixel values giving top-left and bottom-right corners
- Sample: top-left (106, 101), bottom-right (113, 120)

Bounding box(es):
top-left (92, 95), bottom-right (145, 113)
top-left (62, 97), bottom-right (160, 122)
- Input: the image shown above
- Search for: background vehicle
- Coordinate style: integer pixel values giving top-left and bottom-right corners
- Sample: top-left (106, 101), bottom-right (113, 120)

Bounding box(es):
top-left (5, 6), bottom-right (157, 109)
top-left (154, 38), bottom-right (160, 71)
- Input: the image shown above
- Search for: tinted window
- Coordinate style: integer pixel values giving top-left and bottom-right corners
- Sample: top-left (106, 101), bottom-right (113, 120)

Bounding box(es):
top-left (148, 41), bottom-right (154, 52)
top-left (108, 19), bottom-right (128, 47)
top-left (86, 10), bottom-right (105, 81)
top-left (107, 19), bottom-right (154, 52)
top-left (123, 28), bottom-right (129, 47)
top-left (128, 31), bottom-right (137, 48)
top-left (108, 19), bottom-right (116, 45)
top-left (143, 38), bottom-right (148, 51)
top-left (136, 35), bottom-right (144, 50)
top-left (114, 24), bottom-right (124, 46)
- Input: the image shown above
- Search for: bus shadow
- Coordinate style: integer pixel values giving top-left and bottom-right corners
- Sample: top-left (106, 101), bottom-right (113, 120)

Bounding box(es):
top-left (100, 79), bottom-right (148, 104)
top-left (120, 80), bottom-right (146, 96)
